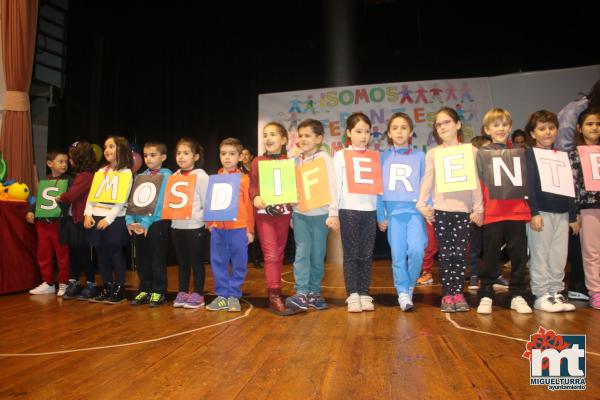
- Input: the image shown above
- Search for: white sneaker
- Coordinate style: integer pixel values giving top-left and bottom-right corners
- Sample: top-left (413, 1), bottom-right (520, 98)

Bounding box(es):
top-left (534, 294), bottom-right (563, 313)
top-left (398, 293), bottom-right (414, 312)
top-left (29, 282), bottom-right (55, 295)
top-left (57, 283), bottom-right (68, 297)
top-left (359, 295), bottom-right (375, 311)
top-left (554, 294), bottom-right (576, 312)
top-left (510, 296), bottom-right (532, 314)
top-left (477, 297), bottom-right (493, 314)
top-left (346, 293), bottom-right (362, 313)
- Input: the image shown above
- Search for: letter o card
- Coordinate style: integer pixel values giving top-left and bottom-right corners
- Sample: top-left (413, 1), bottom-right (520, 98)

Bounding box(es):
top-left (127, 174), bottom-right (164, 216)
top-left (344, 150), bottom-right (383, 195)
top-left (161, 174), bottom-right (196, 220)
top-left (204, 173), bottom-right (240, 221)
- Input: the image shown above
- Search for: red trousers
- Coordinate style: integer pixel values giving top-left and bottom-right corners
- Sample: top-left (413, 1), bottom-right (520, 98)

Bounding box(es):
top-left (35, 220), bottom-right (70, 284)
top-left (421, 222), bottom-right (438, 273)
top-left (255, 213), bottom-right (291, 289)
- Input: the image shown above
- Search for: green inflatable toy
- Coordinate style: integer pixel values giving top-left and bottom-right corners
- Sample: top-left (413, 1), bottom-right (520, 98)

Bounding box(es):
top-left (0, 154), bottom-right (6, 181)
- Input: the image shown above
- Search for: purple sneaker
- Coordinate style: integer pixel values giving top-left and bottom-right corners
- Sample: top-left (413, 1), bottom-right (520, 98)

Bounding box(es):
top-left (183, 292), bottom-right (205, 309)
top-left (173, 291), bottom-right (189, 308)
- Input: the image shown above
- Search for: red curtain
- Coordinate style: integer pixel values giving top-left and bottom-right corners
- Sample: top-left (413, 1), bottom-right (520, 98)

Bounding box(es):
top-left (0, 0), bottom-right (39, 190)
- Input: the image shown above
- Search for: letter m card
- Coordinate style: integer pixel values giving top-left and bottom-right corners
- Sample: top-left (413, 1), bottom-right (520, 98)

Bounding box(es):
top-left (204, 173), bottom-right (240, 221)
top-left (87, 171), bottom-right (132, 203)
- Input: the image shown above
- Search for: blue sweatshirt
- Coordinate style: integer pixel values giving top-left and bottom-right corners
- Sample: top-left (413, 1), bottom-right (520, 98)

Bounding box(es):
top-left (376, 147), bottom-right (425, 222)
top-left (125, 167), bottom-right (172, 230)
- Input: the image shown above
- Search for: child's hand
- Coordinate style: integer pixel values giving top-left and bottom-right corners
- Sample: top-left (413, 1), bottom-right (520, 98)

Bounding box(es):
top-left (253, 196), bottom-right (267, 209)
top-left (530, 215), bottom-right (544, 232)
top-left (84, 215), bottom-right (95, 229)
top-left (569, 220), bottom-right (581, 236)
top-left (326, 216), bottom-right (340, 232)
top-left (247, 232), bottom-right (254, 244)
top-left (378, 220), bottom-right (388, 232)
top-left (96, 218), bottom-right (110, 230)
top-left (55, 194), bottom-right (62, 202)
top-left (126, 223), bottom-right (139, 236)
top-left (470, 212), bottom-right (483, 227)
top-left (25, 212), bottom-right (35, 224)
top-left (417, 205), bottom-right (435, 224)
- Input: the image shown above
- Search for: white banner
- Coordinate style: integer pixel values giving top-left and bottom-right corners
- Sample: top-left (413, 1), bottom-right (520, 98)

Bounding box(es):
top-left (258, 77), bottom-right (494, 157)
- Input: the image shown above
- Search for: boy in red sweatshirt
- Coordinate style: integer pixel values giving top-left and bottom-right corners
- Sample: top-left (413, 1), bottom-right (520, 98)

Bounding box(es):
top-left (476, 109), bottom-right (532, 314)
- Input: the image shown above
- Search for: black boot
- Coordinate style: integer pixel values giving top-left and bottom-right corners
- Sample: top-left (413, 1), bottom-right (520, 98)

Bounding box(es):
top-left (105, 283), bottom-right (126, 304)
top-left (89, 283), bottom-right (113, 303)
top-left (62, 281), bottom-right (81, 300)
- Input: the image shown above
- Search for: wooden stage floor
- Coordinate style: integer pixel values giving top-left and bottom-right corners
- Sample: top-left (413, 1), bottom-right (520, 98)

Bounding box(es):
top-left (0, 261), bottom-right (598, 399)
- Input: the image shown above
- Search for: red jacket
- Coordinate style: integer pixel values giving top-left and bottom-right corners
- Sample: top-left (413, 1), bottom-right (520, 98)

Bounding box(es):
top-left (59, 172), bottom-right (93, 223)
top-left (480, 180), bottom-right (531, 225)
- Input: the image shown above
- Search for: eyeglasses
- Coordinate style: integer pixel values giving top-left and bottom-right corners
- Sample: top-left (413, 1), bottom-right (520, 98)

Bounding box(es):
top-left (434, 120), bottom-right (454, 129)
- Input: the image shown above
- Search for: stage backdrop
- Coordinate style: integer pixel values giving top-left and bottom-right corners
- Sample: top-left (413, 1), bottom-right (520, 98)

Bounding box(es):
top-left (258, 65), bottom-right (600, 156)
top-left (258, 78), bottom-right (494, 157)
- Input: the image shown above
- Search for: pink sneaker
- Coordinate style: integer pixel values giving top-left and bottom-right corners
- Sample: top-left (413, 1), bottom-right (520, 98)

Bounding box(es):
top-left (590, 292), bottom-right (600, 310)
top-left (453, 293), bottom-right (470, 312)
top-left (441, 295), bottom-right (455, 313)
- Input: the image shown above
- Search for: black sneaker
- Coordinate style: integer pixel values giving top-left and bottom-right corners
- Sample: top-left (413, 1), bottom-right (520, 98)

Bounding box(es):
top-left (78, 282), bottom-right (96, 301)
top-left (130, 291), bottom-right (150, 306)
top-left (63, 281), bottom-right (81, 300)
top-left (89, 283), bottom-right (113, 303)
top-left (105, 284), bottom-right (126, 304)
top-left (148, 292), bottom-right (166, 307)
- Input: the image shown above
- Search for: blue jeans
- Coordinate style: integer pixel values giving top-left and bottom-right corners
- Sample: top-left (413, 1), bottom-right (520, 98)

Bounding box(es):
top-left (210, 228), bottom-right (248, 298)
top-left (292, 213), bottom-right (329, 294)
top-left (387, 213), bottom-right (427, 295)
